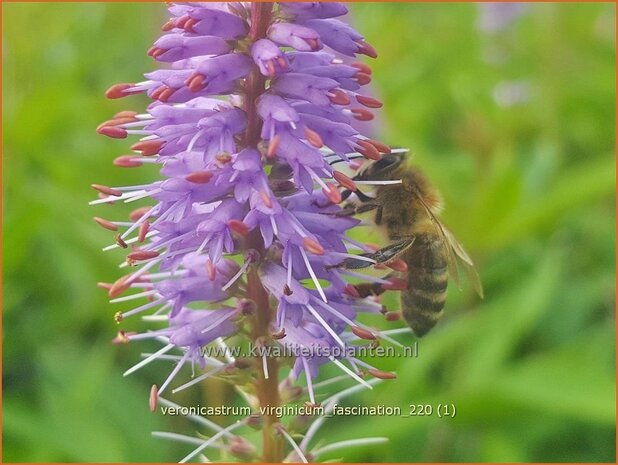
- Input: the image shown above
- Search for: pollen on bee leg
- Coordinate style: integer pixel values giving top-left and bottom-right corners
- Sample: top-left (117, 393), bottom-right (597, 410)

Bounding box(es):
top-left (93, 217), bottom-right (118, 231)
top-left (303, 237), bottom-right (325, 255)
top-left (149, 384), bottom-right (159, 412)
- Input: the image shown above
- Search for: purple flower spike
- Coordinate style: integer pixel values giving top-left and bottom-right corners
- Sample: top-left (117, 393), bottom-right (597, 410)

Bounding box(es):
top-left (96, 2), bottom-right (398, 461)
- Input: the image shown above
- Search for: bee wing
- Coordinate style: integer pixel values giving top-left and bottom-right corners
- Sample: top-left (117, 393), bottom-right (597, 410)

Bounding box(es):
top-left (411, 187), bottom-right (483, 297)
top-left (410, 187), bottom-right (462, 288)
top-left (443, 227), bottom-right (484, 298)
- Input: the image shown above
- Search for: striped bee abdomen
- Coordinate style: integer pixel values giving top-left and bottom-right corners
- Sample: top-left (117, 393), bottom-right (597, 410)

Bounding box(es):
top-left (401, 235), bottom-right (449, 337)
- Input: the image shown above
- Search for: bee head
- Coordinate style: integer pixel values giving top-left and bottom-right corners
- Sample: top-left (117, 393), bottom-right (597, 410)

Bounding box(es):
top-left (355, 149), bottom-right (407, 181)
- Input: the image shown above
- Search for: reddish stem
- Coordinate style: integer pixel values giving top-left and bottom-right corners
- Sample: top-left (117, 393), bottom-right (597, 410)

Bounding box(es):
top-left (243, 3), bottom-right (283, 462)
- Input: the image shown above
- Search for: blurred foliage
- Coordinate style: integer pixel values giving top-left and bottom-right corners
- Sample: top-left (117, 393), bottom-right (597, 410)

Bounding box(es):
top-left (2, 2), bottom-right (615, 463)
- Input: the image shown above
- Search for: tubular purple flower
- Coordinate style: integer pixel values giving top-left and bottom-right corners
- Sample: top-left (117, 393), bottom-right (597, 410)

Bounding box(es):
top-left (267, 22), bottom-right (322, 51)
top-left (95, 2), bottom-right (398, 462)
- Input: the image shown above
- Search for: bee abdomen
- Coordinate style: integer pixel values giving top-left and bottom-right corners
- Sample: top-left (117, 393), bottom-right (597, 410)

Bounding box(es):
top-left (401, 241), bottom-right (449, 337)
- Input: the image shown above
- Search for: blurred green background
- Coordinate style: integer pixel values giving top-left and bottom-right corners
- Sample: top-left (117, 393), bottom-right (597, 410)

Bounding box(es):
top-left (2, 2), bottom-right (615, 463)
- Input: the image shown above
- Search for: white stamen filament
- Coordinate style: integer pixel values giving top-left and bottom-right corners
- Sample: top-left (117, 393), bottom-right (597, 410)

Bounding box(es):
top-left (158, 351), bottom-right (189, 395)
top-left (110, 289), bottom-right (159, 304)
top-left (262, 354), bottom-right (269, 379)
top-left (196, 235), bottom-right (211, 254)
top-left (354, 179), bottom-right (403, 186)
top-left (286, 254), bottom-right (293, 288)
top-left (310, 374), bottom-right (349, 391)
top-left (340, 269), bottom-right (390, 284)
top-left (152, 301), bottom-right (173, 316)
top-left (152, 432), bottom-right (220, 447)
top-left (301, 357), bottom-right (316, 405)
top-left (125, 188), bottom-right (162, 203)
top-left (278, 425), bottom-right (308, 464)
top-left (330, 252), bottom-right (377, 264)
top-left (200, 311), bottom-right (237, 335)
top-left (305, 166), bottom-right (329, 190)
top-left (312, 438), bottom-right (389, 459)
top-left (301, 379), bottom-right (382, 451)
top-left (121, 298), bottom-right (166, 319)
top-left (269, 215), bottom-right (279, 237)
top-left (120, 206), bottom-right (157, 240)
top-left (89, 190), bottom-right (148, 205)
top-left (125, 129), bottom-right (153, 136)
top-left (216, 338), bottom-right (235, 363)
top-left (306, 304), bottom-right (346, 348)
top-left (146, 270), bottom-right (189, 280)
top-left (328, 356), bottom-right (373, 389)
top-left (179, 421), bottom-right (243, 463)
top-left (187, 128), bottom-right (205, 152)
top-left (141, 314), bottom-right (168, 322)
top-left (172, 364), bottom-right (226, 394)
top-left (158, 397), bottom-right (232, 435)
top-left (102, 231), bottom-right (156, 251)
top-left (221, 259), bottom-right (250, 291)
top-left (123, 343), bottom-right (175, 376)
top-left (299, 248), bottom-right (327, 302)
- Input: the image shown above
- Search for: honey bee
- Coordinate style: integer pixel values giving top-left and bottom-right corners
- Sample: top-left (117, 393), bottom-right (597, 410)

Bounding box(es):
top-left (334, 150), bottom-right (483, 337)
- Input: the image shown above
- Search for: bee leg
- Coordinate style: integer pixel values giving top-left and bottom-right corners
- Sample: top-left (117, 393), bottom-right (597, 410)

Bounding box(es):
top-left (332, 202), bottom-right (380, 218)
top-left (331, 237), bottom-right (415, 270)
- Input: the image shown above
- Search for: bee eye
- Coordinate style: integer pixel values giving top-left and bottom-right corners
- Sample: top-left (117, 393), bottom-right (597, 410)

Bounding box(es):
top-left (372, 154), bottom-right (402, 174)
